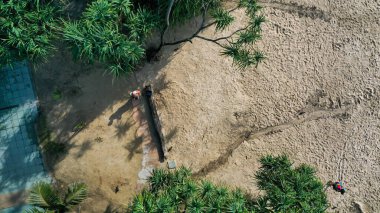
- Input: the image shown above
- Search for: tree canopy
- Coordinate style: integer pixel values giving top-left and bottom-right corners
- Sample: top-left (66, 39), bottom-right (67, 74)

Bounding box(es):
top-left (26, 181), bottom-right (88, 213)
top-left (63, 0), bottom-right (158, 76)
top-left (63, 0), bottom-right (266, 76)
top-left (255, 155), bottom-right (328, 212)
top-left (0, 0), bottom-right (59, 67)
top-left (0, 0), bottom-right (266, 76)
top-left (127, 155), bottom-right (329, 212)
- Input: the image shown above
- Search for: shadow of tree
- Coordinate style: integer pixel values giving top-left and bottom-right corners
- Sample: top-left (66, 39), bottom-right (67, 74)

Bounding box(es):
top-left (103, 202), bottom-right (122, 213)
top-left (165, 127), bottom-right (178, 144)
top-left (75, 140), bottom-right (93, 159)
top-left (124, 136), bottom-right (144, 160)
top-left (154, 72), bottom-right (175, 95)
top-left (31, 32), bottom-right (187, 211)
top-left (114, 119), bottom-right (134, 139)
top-left (108, 99), bottom-right (133, 126)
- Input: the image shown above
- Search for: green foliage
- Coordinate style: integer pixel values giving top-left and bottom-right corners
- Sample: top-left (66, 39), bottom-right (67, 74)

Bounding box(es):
top-left (127, 166), bottom-right (253, 212)
top-left (255, 155), bottom-right (329, 212)
top-left (0, 0), bottom-right (60, 67)
top-left (27, 181), bottom-right (88, 213)
top-left (64, 183), bottom-right (88, 207)
top-left (52, 89), bottom-right (62, 100)
top-left (63, 0), bottom-right (158, 76)
top-left (161, 0), bottom-right (265, 69)
top-left (28, 182), bottom-right (63, 210)
top-left (128, 156), bottom-right (328, 212)
top-left (62, 0), bottom-right (266, 76)
top-left (217, 0), bottom-right (266, 69)
top-left (211, 8), bottom-right (235, 31)
top-left (158, 0), bottom-right (221, 26)
top-left (37, 113), bottom-right (66, 155)
top-left (239, 0), bottom-right (263, 18)
top-left (24, 207), bottom-right (54, 213)
top-left (72, 121), bottom-right (86, 132)
top-left (0, 0), bottom-right (267, 76)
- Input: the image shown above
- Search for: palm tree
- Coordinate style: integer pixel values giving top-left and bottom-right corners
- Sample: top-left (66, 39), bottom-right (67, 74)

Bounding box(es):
top-left (156, 0), bottom-right (266, 70)
top-left (255, 155), bottom-right (328, 212)
top-left (127, 167), bottom-right (255, 213)
top-left (62, 0), bottom-right (157, 76)
top-left (61, 0), bottom-right (267, 77)
top-left (0, 0), bottom-right (60, 67)
top-left (127, 155), bottom-right (328, 213)
top-left (26, 181), bottom-right (88, 213)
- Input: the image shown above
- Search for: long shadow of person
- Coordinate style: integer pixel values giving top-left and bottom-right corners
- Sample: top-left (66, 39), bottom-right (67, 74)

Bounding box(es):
top-left (108, 99), bottom-right (133, 126)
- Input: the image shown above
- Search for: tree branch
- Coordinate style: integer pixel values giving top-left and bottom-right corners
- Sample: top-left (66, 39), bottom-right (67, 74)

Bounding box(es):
top-left (162, 1), bottom-right (208, 46)
top-left (152, 2), bottom-right (246, 55)
top-left (161, 3), bottom-right (242, 48)
top-left (157, 0), bottom-right (176, 51)
top-left (194, 35), bottom-right (224, 47)
top-left (196, 25), bottom-right (250, 43)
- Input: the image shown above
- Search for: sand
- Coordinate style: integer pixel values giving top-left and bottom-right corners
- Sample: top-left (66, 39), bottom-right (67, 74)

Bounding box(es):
top-left (33, 0), bottom-right (380, 212)
top-left (33, 45), bottom-right (157, 211)
top-left (138, 0), bottom-right (380, 212)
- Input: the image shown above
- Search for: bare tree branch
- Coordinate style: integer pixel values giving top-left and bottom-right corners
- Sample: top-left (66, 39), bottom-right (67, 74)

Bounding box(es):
top-left (194, 35), bottom-right (224, 47)
top-left (160, 4), bottom-right (242, 49)
top-left (157, 0), bottom-right (176, 51)
top-left (196, 25), bottom-right (250, 43)
top-left (162, 1), bottom-right (209, 46)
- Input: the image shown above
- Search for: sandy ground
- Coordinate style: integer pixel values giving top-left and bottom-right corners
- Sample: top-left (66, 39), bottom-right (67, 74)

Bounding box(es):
top-left (138, 0), bottom-right (380, 212)
top-left (33, 45), bottom-right (161, 212)
top-left (31, 0), bottom-right (380, 212)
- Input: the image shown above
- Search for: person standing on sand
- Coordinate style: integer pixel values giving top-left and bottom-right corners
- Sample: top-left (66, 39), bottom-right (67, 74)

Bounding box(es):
top-left (130, 89), bottom-right (141, 100)
top-left (328, 180), bottom-right (347, 195)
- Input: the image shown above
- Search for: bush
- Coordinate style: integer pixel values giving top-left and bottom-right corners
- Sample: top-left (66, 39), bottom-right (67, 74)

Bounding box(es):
top-left (255, 155), bottom-right (328, 212)
top-left (63, 0), bottom-right (158, 76)
top-left (63, 0), bottom-right (266, 76)
top-left (27, 181), bottom-right (88, 212)
top-left (127, 155), bottom-right (329, 212)
top-left (128, 166), bottom-right (253, 212)
top-left (0, 0), bottom-right (266, 75)
top-left (0, 0), bottom-right (60, 67)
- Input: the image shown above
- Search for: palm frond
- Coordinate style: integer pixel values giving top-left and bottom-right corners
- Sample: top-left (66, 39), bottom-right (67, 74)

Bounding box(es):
top-left (155, 192), bottom-right (173, 213)
top-left (187, 198), bottom-right (205, 213)
top-left (254, 155), bottom-right (328, 212)
top-left (28, 182), bottom-right (62, 209)
top-left (112, 0), bottom-right (132, 15)
top-left (211, 8), bottom-right (234, 31)
top-left (64, 182), bottom-right (88, 207)
top-left (236, 29), bottom-right (262, 45)
top-left (24, 207), bottom-right (55, 213)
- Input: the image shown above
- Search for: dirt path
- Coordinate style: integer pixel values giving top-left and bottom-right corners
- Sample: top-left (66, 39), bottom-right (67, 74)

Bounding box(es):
top-left (194, 105), bottom-right (353, 177)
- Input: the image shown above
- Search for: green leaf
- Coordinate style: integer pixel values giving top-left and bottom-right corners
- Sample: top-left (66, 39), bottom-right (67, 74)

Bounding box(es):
top-left (112, 0), bottom-right (132, 15)
top-left (188, 197), bottom-right (205, 213)
top-left (239, 0), bottom-right (263, 17)
top-left (236, 29), bottom-right (262, 45)
top-left (64, 182), bottom-right (88, 207)
top-left (211, 8), bottom-right (235, 31)
top-left (252, 15), bottom-right (265, 29)
top-left (155, 192), bottom-right (173, 213)
top-left (28, 182), bottom-right (62, 209)
top-left (23, 207), bottom-right (48, 213)
top-left (254, 155), bottom-right (328, 212)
